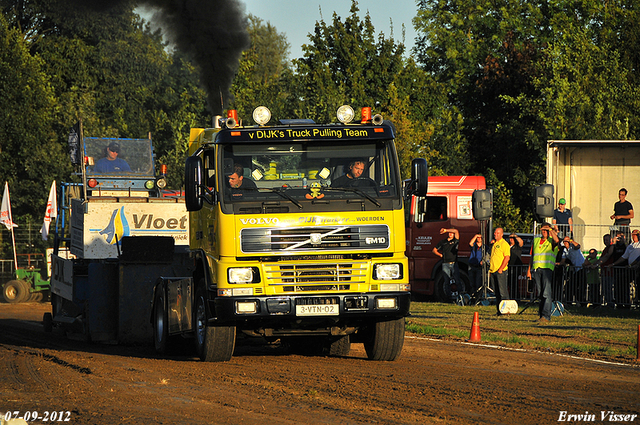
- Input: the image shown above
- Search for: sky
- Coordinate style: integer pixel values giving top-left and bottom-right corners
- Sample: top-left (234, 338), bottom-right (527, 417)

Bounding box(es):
top-left (240, 0), bottom-right (420, 59)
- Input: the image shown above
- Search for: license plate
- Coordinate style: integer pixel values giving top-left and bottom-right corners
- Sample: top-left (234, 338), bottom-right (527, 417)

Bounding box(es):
top-left (295, 304), bottom-right (339, 316)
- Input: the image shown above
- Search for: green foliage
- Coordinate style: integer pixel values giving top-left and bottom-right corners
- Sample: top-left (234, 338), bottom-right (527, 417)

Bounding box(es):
top-left (293, 1), bottom-right (406, 122)
top-left (513, 28), bottom-right (640, 140)
top-left (230, 14), bottom-right (293, 123)
top-left (0, 12), bottom-right (70, 219)
top-left (413, 0), bottom-right (640, 228)
top-left (484, 169), bottom-right (532, 232)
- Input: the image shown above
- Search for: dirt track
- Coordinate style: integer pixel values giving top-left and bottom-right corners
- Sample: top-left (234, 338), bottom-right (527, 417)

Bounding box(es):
top-left (1, 302), bottom-right (639, 425)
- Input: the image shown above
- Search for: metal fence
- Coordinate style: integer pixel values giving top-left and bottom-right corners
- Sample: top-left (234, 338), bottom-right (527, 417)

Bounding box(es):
top-left (0, 254), bottom-right (47, 287)
top-left (536, 222), bottom-right (636, 253)
top-left (494, 264), bottom-right (638, 308)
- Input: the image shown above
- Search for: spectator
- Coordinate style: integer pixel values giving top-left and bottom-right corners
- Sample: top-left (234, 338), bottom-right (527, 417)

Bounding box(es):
top-left (598, 234), bottom-right (616, 305)
top-left (553, 198), bottom-right (573, 238)
top-left (508, 234), bottom-right (524, 265)
top-left (610, 188), bottom-right (634, 241)
top-left (599, 232), bottom-right (628, 306)
top-left (433, 227), bottom-right (463, 296)
top-left (560, 237), bottom-right (586, 303)
top-left (527, 223), bottom-right (559, 322)
top-left (563, 238), bottom-right (585, 271)
top-left (508, 233), bottom-right (524, 299)
top-left (468, 234), bottom-right (484, 295)
top-left (610, 229), bottom-right (640, 304)
top-left (583, 248), bottom-right (601, 304)
top-left (489, 227), bottom-right (510, 315)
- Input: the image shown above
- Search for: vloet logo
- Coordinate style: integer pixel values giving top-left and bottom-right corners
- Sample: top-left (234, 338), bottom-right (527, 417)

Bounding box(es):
top-left (132, 214), bottom-right (188, 229)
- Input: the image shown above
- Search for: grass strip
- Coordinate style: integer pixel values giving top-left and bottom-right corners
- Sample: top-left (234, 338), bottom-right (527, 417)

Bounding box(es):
top-left (406, 301), bottom-right (640, 363)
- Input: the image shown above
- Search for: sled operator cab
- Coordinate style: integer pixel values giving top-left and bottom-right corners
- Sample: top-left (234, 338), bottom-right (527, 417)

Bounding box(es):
top-left (82, 137), bottom-right (167, 196)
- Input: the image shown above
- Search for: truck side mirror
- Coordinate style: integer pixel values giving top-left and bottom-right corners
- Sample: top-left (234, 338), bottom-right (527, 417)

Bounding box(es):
top-left (185, 156), bottom-right (204, 211)
top-left (472, 189), bottom-right (492, 220)
top-left (409, 158), bottom-right (428, 197)
top-left (535, 184), bottom-right (554, 218)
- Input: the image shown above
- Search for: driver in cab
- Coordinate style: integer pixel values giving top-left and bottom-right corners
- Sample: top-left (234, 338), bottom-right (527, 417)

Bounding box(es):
top-left (227, 163), bottom-right (257, 192)
top-left (331, 160), bottom-right (375, 188)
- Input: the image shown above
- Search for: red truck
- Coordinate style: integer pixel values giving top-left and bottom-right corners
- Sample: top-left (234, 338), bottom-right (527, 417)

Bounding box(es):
top-left (405, 176), bottom-right (487, 301)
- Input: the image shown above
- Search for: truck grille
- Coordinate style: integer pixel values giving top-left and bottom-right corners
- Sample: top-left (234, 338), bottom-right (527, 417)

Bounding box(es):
top-left (263, 261), bottom-right (367, 290)
top-left (241, 225), bottom-right (389, 254)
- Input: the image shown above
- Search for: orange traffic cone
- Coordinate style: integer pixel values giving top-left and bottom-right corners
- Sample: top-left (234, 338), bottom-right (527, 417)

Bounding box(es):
top-left (469, 311), bottom-right (481, 342)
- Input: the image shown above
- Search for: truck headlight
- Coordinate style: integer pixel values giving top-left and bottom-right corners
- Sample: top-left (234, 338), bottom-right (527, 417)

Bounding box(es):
top-left (375, 297), bottom-right (397, 309)
top-left (236, 301), bottom-right (258, 314)
top-left (228, 267), bottom-right (255, 283)
top-left (374, 263), bottom-right (402, 280)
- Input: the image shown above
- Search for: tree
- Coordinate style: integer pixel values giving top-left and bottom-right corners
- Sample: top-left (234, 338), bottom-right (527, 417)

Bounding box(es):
top-left (230, 14), bottom-right (293, 123)
top-left (511, 26), bottom-right (640, 141)
top-left (293, 1), bottom-right (406, 123)
top-left (0, 13), bottom-right (69, 219)
top-left (413, 0), bottom-right (640, 228)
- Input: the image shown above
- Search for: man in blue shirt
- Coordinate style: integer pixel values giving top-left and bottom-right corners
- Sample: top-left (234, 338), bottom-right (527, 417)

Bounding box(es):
top-left (553, 198), bottom-right (573, 238)
top-left (94, 142), bottom-right (131, 173)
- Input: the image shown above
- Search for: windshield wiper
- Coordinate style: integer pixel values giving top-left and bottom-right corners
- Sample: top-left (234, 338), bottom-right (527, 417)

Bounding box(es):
top-left (325, 187), bottom-right (381, 207)
top-left (262, 187), bottom-right (303, 209)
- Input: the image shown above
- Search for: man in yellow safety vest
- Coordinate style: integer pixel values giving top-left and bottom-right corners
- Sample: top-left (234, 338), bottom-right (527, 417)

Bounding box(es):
top-left (527, 223), bottom-right (560, 322)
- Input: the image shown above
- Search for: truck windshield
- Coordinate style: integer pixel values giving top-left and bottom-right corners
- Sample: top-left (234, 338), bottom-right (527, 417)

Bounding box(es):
top-left (84, 138), bottom-right (154, 176)
top-left (218, 139), bottom-right (400, 209)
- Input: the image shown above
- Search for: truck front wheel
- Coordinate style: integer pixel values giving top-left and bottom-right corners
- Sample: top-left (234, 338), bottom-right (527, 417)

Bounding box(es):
top-left (194, 288), bottom-right (235, 362)
top-left (363, 317), bottom-right (405, 361)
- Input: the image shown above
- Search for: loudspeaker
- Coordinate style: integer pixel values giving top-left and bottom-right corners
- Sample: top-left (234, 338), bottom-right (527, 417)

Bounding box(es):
top-left (535, 184), bottom-right (554, 218)
top-left (472, 189), bottom-right (492, 220)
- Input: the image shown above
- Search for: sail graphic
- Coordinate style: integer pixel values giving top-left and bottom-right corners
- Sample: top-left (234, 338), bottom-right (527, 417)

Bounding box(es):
top-left (99, 206), bottom-right (130, 244)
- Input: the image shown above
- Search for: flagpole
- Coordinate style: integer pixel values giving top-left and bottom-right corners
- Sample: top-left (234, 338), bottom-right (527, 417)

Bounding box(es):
top-left (5, 183), bottom-right (18, 270)
top-left (80, 119), bottom-right (87, 200)
top-left (10, 220), bottom-right (17, 270)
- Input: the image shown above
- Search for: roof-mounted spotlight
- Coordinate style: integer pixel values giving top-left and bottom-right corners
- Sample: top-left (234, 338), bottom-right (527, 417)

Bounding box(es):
top-left (253, 106), bottom-right (271, 125)
top-left (337, 105), bottom-right (355, 124)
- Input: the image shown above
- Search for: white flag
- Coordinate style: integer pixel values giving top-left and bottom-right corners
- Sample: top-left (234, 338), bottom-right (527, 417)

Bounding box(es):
top-left (41, 180), bottom-right (57, 241)
top-left (0, 182), bottom-right (18, 231)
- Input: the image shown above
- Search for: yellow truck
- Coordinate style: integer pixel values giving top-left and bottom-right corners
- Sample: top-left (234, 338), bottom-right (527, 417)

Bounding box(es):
top-left (153, 105), bottom-right (428, 361)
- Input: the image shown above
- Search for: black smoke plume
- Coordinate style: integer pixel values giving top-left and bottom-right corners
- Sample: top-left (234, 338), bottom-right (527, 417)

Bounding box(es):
top-left (139, 0), bottom-right (251, 115)
top-left (69, 0), bottom-right (250, 115)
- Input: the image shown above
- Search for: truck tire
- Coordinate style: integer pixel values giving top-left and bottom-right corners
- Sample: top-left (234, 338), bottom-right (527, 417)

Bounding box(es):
top-left (43, 312), bottom-right (53, 332)
top-left (363, 317), bottom-right (405, 361)
top-left (434, 271), bottom-right (470, 303)
top-left (327, 334), bottom-right (351, 357)
top-left (194, 288), bottom-right (235, 362)
top-left (154, 288), bottom-right (174, 354)
top-left (3, 280), bottom-right (30, 303)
